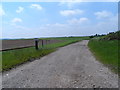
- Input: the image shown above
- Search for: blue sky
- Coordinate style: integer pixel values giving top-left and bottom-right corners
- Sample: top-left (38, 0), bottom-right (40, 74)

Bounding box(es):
top-left (1, 2), bottom-right (118, 39)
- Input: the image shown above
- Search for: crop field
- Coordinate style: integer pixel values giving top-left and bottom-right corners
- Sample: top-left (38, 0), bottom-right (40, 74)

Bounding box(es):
top-left (2, 39), bottom-right (65, 51)
top-left (2, 37), bottom-right (89, 72)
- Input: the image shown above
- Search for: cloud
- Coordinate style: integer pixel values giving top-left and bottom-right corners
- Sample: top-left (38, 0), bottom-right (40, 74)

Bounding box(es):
top-left (37, 14), bottom-right (117, 37)
top-left (16, 7), bottom-right (24, 13)
top-left (67, 17), bottom-right (89, 24)
top-left (59, 0), bottom-right (83, 8)
top-left (92, 14), bottom-right (118, 34)
top-left (3, 14), bottom-right (117, 39)
top-left (30, 4), bottom-right (43, 10)
top-left (60, 9), bottom-right (84, 16)
top-left (94, 11), bottom-right (112, 19)
top-left (79, 17), bottom-right (89, 23)
top-left (11, 18), bottom-right (22, 23)
top-left (59, 0), bottom-right (118, 9)
top-left (0, 5), bottom-right (5, 16)
top-left (59, 0), bottom-right (118, 3)
top-left (45, 23), bottom-right (66, 28)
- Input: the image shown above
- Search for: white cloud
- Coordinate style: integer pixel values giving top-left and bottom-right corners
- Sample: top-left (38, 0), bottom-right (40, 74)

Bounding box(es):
top-left (0, 5), bottom-right (5, 16)
top-left (30, 4), bottom-right (43, 10)
top-left (11, 18), bottom-right (22, 23)
top-left (59, 0), bottom-right (118, 9)
top-left (37, 14), bottom-right (117, 37)
top-left (3, 14), bottom-right (117, 38)
top-left (46, 23), bottom-right (66, 27)
top-left (92, 14), bottom-right (118, 34)
top-left (16, 7), bottom-right (24, 13)
top-left (94, 11), bottom-right (112, 19)
top-left (59, 0), bottom-right (118, 2)
top-left (79, 17), bottom-right (89, 23)
top-left (59, 0), bottom-right (83, 8)
top-left (60, 9), bottom-right (84, 16)
top-left (67, 17), bottom-right (89, 24)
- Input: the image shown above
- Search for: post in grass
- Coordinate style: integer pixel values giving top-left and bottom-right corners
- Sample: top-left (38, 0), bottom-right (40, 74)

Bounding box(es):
top-left (34, 38), bottom-right (39, 50)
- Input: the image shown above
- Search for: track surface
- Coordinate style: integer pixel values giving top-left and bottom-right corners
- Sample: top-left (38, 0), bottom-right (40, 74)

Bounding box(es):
top-left (2, 40), bottom-right (118, 88)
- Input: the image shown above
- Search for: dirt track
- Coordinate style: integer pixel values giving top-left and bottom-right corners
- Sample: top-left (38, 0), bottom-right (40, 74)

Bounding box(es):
top-left (2, 40), bottom-right (118, 88)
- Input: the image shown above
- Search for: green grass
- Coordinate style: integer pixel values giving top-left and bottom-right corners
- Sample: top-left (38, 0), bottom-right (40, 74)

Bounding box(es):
top-left (2, 37), bottom-right (88, 72)
top-left (88, 39), bottom-right (119, 74)
top-left (2, 47), bottom-right (55, 71)
top-left (40, 36), bottom-right (90, 40)
top-left (43, 39), bottom-right (81, 49)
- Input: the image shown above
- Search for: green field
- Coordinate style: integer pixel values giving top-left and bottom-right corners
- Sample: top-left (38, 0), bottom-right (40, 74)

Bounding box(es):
top-left (88, 39), bottom-right (119, 74)
top-left (2, 37), bottom-right (89, 72)
top-left (42, 36), bottom-right (90, 40)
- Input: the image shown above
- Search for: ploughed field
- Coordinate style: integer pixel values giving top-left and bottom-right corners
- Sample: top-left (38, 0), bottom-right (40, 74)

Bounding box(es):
top-left (2, 39), bottom-right (64, 51)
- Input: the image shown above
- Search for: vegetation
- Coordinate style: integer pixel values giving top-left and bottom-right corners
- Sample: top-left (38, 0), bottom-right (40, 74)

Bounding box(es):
top-left (100, 31), bottom-right (120, 40)
top-left (2, 37), bottom-right (89, 72)
top-left (88, 31), bottom-right (119, 74)
top-left (2, 48), bottom-right (55, 71)
top-left (41, 36), bottom-right (90, 40)
top-left (89, 34), bottom-right (106, 39)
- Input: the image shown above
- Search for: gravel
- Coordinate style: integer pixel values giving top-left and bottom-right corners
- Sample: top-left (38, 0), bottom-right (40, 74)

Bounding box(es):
top-left (2, 40), bottom-right (118, 88)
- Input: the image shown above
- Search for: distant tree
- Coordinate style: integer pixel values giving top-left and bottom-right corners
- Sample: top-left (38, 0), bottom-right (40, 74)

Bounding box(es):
top-left (95, 34), bottom-right (98, 37)
top-left (89, 36), bottom-right (94, 38)
top-left (109, 32), bottom-right (114, 35)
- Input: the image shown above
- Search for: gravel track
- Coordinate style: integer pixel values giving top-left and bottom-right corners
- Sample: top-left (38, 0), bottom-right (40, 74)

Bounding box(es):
top-left (2, 40), bottom-right (118, 88)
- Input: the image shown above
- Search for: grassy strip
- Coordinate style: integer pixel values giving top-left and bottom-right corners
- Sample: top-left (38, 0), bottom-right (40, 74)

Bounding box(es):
top-left (88, 39), bottom-right (119, 74)
top-left (2, 48), bottom-right (55, 71)
top-left (43, 40), bottom-right (80, 49)
top-left (41, 36), bottom-right (90, 40)
top-left (2, 39), bottom-right (81, 72)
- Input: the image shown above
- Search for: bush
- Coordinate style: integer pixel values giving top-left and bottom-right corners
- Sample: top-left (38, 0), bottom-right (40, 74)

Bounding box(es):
top-left (100, 31), bottom-right (120, 40)
top-left (89, 36), bottom-right (94, 38)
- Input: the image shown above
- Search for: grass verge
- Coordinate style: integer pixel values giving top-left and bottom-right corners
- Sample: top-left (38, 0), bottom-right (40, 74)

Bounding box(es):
top-left (88, 39), bottom-right (119, 74)
top-left (2, 38), bottom-right (82, 72)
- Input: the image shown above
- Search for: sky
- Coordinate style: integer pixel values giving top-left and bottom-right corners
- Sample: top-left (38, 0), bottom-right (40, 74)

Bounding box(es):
top-left (0, 1), bottom-right (118, 39)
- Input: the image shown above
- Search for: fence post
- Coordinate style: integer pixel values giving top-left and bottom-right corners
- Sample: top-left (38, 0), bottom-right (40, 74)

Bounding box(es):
top-left (34, 38), bottom-right (39, 50)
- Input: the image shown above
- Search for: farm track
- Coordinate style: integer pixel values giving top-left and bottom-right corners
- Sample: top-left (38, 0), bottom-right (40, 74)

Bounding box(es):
top-left (2, 40), bottom-right (118, 88)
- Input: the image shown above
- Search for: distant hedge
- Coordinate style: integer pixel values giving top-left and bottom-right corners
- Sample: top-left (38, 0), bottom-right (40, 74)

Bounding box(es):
top-left (100, 31), bottom-right (120, 40)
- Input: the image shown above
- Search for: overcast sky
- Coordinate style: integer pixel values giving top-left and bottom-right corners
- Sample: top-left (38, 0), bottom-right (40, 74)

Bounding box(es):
top-left (1, 1), bottom-right (118, 39)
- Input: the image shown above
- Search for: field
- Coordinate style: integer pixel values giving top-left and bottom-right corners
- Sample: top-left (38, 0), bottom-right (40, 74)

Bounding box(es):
top-left (88, 39), bottom-right (119, 74)
top-left (2, 37), bottom-right (89, 51)
top-left (2, 37), bottom-right (89, 72)
top-left (2, 39), bottom-right (64, 51)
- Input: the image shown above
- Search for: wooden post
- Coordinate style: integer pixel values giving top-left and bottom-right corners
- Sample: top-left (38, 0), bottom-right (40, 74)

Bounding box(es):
top-left (34, 38), bottom-right (39, 50)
